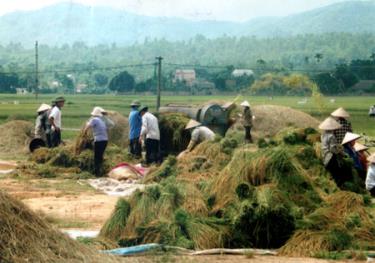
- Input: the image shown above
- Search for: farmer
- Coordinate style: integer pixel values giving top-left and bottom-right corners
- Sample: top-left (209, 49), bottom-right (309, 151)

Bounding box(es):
top-left (139, 106), bottom-right (160, 164)
top-left (320, 117), bottom-right (346, 186)
top-left (84, 107), bottom-right (109, 177)
top-left (240, 100), bottom-right (253, 143)
top-left (342, 132), bottom-right (365, 178)
top-left (128, 100), bottom-right (142, 158)
top-left (331, 107), bottom-right (352, 144)
top-left (34, 103), bottom-right (51, 144)
top-left (354, 142), bottom-right (369, 174)
top-left (49, 97), bottom-right (65, 147)
top-left (185, 119), bottom-right (215, 152)
top-left (365, 153), bottom-right (375, 196)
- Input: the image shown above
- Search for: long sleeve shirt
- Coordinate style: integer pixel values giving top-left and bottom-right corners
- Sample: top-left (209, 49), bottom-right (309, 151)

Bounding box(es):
top-left (128, 109), bottom-right (142, 140)
top-left (141, 112), bottom-right (160, 140)
top-left (321, 132), bottom-right (342, 166)
top-left (87, 117), bottom-right (108, 142)
top-left (242, 107), bottom-right (253, 127)
top-left (344, 144), bottom-right (363, 171)
top-left (366, 164), bottom-right (375, 190)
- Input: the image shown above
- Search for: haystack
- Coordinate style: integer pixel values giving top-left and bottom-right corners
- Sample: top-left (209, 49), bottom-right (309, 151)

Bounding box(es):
top-left (101, 125), bottom-right (372, 253)
top-left (228, 105), bottom-right (319, 140)
top-left (157, 113), bottom-right (191, 156)
top-left (0, 190), bottom-right (120, 262)
top-left (0, 120), bottom-right (33, 156)
top-left (75, 111), bottom-right (129, 154)
top-left (280, 191), bottom-right (375, 257)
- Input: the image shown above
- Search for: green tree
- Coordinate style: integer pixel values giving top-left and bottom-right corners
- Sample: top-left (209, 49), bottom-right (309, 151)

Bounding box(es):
top-left (108, 71), bottom-right (135, 92)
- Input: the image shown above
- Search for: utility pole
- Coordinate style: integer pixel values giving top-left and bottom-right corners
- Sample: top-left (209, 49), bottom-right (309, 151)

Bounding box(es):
top-left (35, 41), bottom-right (39, 99)
top-left (155, 56), bottom-right (163, 111)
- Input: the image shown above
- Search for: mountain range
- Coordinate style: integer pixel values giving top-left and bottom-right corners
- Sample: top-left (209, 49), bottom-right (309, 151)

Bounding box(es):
top-left (0, 1), bottom-right (374, 47)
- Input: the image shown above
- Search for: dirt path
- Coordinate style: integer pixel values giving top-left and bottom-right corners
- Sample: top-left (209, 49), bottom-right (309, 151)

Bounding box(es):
top-left (0, 177), bottom-right (119, 229)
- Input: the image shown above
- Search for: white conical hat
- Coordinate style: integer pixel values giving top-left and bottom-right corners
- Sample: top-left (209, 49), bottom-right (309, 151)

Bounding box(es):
top-left (185, 119), bottom-right (201, 129)
top-left (37, 103), bottom-right (51, 113)
top-left (367, 153), bottom-right (375, 164)
top-left (331, 107), bottom-right (350, 118)
top-left (318, 117), bottom-right (341, 130)
top-left (341, 132), bottom-right (361, 145)
top-left (240, 101), bottom-right (250, 107)
top-left (91, 107), bottom-right (103, 117)
top-left (97, 107), bottom-right (107, 113)
top-left (354, 142), bottom-right (368, 152)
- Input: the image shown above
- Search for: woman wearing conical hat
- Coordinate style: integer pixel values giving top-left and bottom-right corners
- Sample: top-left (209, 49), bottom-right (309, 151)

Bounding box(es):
top-left (319, 117), bottom-right (345, 186)
top-left (240, 100), bottom-right (254, 143)
top-left (354, 142), bottom-right (369, 175)
top-left (342, 132), bottom-right (365, 178)
top-left (185, 119), bottom-right (215, 152)
top-left (34, 103), bottom-right (52, 144)
top-left (331, 107), bottom-right (353, 144)
top-left (365, 153), bottom-right (375, 196)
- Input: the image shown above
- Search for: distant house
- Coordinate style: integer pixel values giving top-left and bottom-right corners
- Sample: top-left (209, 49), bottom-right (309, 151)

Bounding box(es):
top-left (16, 88), bottom-right (28, 95)
top-left (174, 69), bottom-right (196, 86)
top-left (232, 69), bottom-right (254, 78)
top-left (352, 80), bottom-right (375, 91)
top-left (76, 84), bottom-right (88, 93)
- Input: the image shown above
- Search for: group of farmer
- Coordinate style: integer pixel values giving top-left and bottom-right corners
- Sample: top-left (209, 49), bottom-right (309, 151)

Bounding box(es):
top-left (34, 98), bottom-right (224, 177)
top-left (320, 107), bottom-right (375, 196)
top-left (34, 96), bottom-right (65, 148)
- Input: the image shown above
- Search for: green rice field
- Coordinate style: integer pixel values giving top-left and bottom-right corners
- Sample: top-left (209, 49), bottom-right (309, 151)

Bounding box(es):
top-left (0, 94), bottom-right (374, 139)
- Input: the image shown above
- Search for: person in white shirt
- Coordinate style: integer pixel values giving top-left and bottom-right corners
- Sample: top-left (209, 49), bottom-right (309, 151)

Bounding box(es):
top-left (185, 119), bottom-right (215, 152)
top-left (48, 96), bottom-right (65, 147)
top-left (139, 106), bottom-right (160, 164)
top-left (366, 153), bottom-right (375, 196)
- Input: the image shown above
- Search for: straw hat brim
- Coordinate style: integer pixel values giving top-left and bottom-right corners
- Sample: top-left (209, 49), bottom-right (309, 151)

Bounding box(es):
top-left (318, 117), bottom-right (341, 130)
top-left (341, 132), bottom-right (361, 145)
top-left (185, 119), bottom-right (201, 130)
top-left (37, 103), bottom-right (51, 113)
top-left (354, 143), bottom-right (368, 152)
top-left (240, 101), bottom-right (250, 107)
top-left (367, 154), bottom-right (375, 164)
top-left (331, 107), bottom-right (350, 118)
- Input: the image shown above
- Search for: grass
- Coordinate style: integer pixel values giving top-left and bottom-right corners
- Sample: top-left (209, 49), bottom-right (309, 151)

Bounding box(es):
top-left (0, 94), bottom-right (374, 140)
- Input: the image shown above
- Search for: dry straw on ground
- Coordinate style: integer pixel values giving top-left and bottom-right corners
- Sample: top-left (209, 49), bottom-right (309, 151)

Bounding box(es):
top-left (0, 190), bottom-right (121, 263)
top-left (228, 105), bottom-right (320, 140)
top-left (0, 120), bottom-right (33, 156)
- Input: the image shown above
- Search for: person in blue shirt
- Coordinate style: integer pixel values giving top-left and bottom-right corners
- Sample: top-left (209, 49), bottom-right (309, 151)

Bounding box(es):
top-left (128, 100), bottom-right (142, 158)
top-left (342, 132), bottom-right (365, 178)
top-left (84, 107), bottom-right (110, 177)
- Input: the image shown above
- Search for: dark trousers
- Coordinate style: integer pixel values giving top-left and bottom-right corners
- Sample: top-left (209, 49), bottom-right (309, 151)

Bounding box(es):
top-left (245, 126), bottom-right (253, 143)
top-left (94, 141), bottom-right (107, 177)
top-left (370, 188), bottom-right (375, 197)
top-left (129, 138), bottom-right (142, 158)
top-left (50, 130), bottom-right (61, 148)
top-left (46, 133), bottom-right (52, 148)
top-left (145, 139), bottom-right (160, 164)
top-left (326, 155), bottom-right (351, 188)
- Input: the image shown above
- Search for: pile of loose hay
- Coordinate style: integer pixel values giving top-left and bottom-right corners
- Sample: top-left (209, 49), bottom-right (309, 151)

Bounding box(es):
top-left (228, 105), bottom-right (320, 140)
top-left (0, 190), bottom-right (120, 262)
top-left (0, 120), bottom-right (33, 156)
top-left (156, 112), bottom-right (191, 156)
top-left (75, 111), bottom-right (129, 155)
top-left (100, 125), bottom-right (373, 253)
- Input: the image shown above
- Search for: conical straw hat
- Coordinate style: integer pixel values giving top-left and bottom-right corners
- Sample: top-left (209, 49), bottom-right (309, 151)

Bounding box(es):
top-left (354, 142), bottom-right (368, 152)
top-left (240, 100), bottom-right (250, 107)
top-left (331, 107), bottom-right (350, 118)
top-left (185, 119), bottom-right (201, 130)
top-left (318, 117), bottom-right (341, 131)
top-left (367, 153), bottom-right (375, 164)
top-left (341, 132), bottom-right (361, 145)
top-left (37, 103), bottom-right (51, 113)
top-left (91, 107), bottom-right (103, 117)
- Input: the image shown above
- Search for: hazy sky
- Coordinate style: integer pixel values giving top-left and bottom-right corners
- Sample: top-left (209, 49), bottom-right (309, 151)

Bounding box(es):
top-left (0, 0), bottom-right (353, 21)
